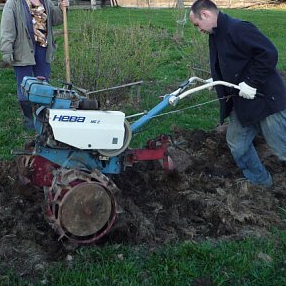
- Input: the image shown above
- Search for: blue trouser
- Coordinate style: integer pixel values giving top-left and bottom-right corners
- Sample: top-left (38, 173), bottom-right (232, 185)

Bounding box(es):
top-left (226, 109), bottom-right (286, 187)
top-left (14, 44), bottom-right (50, 102)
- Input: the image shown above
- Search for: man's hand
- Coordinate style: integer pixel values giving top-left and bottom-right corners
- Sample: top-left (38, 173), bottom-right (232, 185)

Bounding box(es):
top-left (238, 82), bottom-right (256, 100)
top-left (2, 53), bottom-right (13, 66)
top-left (59, 0), bottom-right (69, 9)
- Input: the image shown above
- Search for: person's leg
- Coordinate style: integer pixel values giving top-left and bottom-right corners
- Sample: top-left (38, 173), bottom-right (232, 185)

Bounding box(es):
top-left (32, 45), bottom-right (50, 81)
top-left (260, 108), bottom-right (286, 161)
top-left (13, 66), bottom-right (35, 130)
top-left (14, 45), bottom-right (50, 130)
top-left (226, 111), bottom-right (272, 187)
top-left (14, 66), bottom-right (34, 101)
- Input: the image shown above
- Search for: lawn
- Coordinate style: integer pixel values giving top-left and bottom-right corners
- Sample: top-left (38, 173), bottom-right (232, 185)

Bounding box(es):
top-left (0, 6), bottom-right (286, 286)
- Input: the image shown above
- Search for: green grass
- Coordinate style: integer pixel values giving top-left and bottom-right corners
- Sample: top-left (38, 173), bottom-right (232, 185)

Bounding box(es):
top-left (1, 7), bottom-right (286, 285)
top-left (1, 8), bottom-right (285, 157)
top-left (3, 230), bottom-right (286, 285)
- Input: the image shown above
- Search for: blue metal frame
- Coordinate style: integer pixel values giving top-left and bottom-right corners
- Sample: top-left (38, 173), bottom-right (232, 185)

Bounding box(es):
top-left (131, 95), bottom-right (171, 133)
top-left (35, 147), bottom-right (122, 174)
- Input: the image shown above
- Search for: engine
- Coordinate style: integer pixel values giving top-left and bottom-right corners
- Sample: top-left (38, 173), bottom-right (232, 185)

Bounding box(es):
top-left (21, 76), bottom-right (131, 156)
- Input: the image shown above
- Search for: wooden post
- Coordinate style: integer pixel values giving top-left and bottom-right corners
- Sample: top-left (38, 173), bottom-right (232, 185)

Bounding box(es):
top-left (63, 6), bottom-right (70, 83)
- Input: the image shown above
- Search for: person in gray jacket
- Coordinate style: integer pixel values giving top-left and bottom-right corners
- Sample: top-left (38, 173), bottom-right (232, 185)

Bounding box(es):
top-left (0, 0), bottom-right (69, 129)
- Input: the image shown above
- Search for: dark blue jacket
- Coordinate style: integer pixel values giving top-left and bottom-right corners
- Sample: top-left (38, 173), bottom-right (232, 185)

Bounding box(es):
top-left (209, 12), bottom-right (286, 126)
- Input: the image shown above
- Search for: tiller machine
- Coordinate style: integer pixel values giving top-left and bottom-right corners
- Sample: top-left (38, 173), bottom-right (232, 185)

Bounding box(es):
top-left (14, 76), bottom-right (244, 244)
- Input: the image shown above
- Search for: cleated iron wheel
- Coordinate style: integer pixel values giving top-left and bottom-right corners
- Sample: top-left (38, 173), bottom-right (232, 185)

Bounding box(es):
top-left (44, 168), bottom-right (119, 244)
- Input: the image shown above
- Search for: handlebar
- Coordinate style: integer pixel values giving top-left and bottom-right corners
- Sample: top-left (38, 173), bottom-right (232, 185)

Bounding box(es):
top-left (168, 77), bottom-right (264, 106)
top-left (130, 77), bottom-right (265, 133)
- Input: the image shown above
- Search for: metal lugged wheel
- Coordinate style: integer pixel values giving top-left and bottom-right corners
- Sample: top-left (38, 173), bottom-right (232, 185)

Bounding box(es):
top-left (60, 182), bottom-right (112, 237)
top-left (44, 168), bottom-right (119, 244)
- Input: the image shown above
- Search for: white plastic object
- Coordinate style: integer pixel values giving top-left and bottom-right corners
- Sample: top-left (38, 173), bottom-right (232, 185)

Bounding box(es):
top-left (48, 109), bottom-right (126, 150)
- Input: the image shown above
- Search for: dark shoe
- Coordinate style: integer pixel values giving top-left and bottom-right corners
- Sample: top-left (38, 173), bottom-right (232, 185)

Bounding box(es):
top-left (24, 139), bottom-right (35, 149)
top-left (235, 176), bottom-right (273, 190)
top-left (19, 101), bottom-right (34, 130)
top-left (23, 117), bottom-right (34, 130)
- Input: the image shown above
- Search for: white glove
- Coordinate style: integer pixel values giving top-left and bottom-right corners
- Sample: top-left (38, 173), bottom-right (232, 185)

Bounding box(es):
top-left (2, 53), bottom-right (13, 66)
top-left (238, 81), bottom-right (256, 100)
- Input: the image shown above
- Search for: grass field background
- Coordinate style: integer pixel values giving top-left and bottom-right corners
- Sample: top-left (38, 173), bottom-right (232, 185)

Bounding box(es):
top-left (0, 7), bottom-right (286, 285)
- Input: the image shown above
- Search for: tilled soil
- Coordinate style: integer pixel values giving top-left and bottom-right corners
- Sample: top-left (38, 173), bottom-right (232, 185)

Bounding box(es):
top-left (1, 128), bottom-right (286, 280)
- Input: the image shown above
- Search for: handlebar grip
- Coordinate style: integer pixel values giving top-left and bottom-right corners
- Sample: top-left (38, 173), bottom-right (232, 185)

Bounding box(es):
top-left (230, 85), bottom-right (265, 98)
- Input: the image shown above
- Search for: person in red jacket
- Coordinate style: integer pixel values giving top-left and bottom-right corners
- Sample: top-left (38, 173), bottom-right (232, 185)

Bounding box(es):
top-left (189, 0), bottom-right (286, 188)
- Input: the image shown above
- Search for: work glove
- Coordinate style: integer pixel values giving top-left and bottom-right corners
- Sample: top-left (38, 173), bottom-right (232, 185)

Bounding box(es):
top-left (238, 81), bottom-right (256, 100)
top-left (2, 53), bottom-right (13, 66)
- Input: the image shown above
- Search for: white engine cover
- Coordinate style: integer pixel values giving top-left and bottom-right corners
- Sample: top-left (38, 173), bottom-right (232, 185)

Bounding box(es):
top-left (48, 109), bottom-right (126, 150)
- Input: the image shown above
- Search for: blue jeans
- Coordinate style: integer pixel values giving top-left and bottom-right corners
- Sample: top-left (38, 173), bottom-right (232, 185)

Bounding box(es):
top-left (14, 44), bottom-right (50, 102)
top-left (226, 109), bottom-right (286, 187)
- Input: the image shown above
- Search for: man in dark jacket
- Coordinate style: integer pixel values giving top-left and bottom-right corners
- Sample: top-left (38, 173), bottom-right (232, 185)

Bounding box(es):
top-left (189, 0), bottom-right (286, 187)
